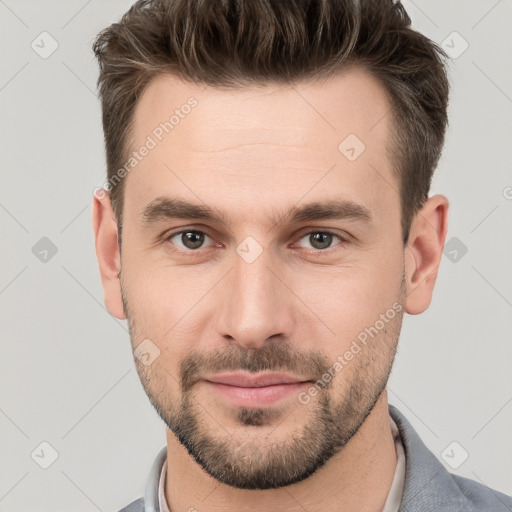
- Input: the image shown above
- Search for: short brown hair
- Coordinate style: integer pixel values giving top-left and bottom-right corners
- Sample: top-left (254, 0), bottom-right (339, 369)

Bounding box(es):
top-left (93, 0), bottom-right (450, 245)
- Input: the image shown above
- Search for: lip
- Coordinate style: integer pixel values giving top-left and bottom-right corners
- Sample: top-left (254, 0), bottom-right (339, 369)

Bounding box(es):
top-left (205, 371), bottom-right (309, 387)
top-left (202, 372), bottom-right (312, 407)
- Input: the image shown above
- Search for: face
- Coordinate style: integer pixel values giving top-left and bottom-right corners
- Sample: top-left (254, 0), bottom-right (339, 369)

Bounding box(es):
top-left (116, 68), bottom-right (408, 489)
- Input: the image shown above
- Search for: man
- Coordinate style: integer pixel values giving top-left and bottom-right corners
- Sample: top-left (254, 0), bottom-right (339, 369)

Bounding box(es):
top-left (91, 1), bottom-right (512, 511)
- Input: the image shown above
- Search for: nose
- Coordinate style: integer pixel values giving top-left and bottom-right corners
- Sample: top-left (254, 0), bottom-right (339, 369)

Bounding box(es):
top-left (214, 247), bottom-right (295, 350)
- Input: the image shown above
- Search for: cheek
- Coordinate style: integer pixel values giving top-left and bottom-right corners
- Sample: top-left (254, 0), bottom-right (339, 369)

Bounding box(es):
top-left (292, 260), bottom-right (403, 372)
top-left (123, 261), bottom-right (216, 364)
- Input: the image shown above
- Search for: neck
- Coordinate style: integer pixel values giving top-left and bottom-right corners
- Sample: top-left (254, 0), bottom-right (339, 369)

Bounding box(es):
top-left (164, 391), bottom-right (397, 512)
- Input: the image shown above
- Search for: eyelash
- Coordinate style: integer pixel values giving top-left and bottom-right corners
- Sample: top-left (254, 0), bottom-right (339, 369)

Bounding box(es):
top-left (162, 228), bottom-right (348, 255)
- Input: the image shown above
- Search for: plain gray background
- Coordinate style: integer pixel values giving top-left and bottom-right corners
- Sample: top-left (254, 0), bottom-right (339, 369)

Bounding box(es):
top-left (0, 1), bottom-right (511, 510)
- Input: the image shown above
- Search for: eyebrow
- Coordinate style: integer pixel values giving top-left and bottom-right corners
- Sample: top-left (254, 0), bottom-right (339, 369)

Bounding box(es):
top-left (140, 196), bottom-right (372, 228)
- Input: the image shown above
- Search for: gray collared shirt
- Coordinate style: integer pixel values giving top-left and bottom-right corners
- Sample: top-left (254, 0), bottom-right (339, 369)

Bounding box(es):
top-left (119, 404), bottom-right (512, 512)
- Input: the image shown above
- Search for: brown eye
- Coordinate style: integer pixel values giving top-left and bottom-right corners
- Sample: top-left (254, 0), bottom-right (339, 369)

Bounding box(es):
top-left (296, 231), bottom-right (345, 251)
top-left (167, 230), bottom-right (211, 250)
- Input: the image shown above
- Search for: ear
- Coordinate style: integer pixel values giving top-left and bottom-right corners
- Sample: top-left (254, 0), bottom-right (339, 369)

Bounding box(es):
top-left (91, 189), bottom-right (126, 320)
top-left (404, 194), bottom-right (449, 315)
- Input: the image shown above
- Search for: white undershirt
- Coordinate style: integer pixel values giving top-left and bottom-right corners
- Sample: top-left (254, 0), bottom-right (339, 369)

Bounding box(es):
top-left (158, 414), bottom-right (405, 512)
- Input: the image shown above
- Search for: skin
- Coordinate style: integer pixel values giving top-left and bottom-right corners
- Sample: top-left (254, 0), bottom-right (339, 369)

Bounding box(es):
top-left (92, 67), bottom-right (449, 512)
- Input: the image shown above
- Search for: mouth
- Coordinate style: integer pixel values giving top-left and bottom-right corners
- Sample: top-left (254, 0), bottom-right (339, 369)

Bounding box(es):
top-left (202, 372), bottom-right (313, 407)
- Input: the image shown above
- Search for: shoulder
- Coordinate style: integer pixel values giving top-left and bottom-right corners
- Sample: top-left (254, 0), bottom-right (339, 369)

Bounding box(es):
top-left (116, 445), bottom-right (167, 512)
top-left (389, 404), bottom-right (512, 512)
top-left (450, 473), bottom-right (512, 511)
top-left (117, 496), bottom-right (145, 512)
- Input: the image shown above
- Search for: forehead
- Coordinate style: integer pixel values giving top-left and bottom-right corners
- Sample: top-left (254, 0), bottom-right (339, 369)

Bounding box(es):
top-left (132, 67), bottom-right (392, 148)
top-left (124, 67), bottom-right (398, 231)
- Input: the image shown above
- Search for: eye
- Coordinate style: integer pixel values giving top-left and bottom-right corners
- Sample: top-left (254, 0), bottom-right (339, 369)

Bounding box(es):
top-left (165, 229), bottom-right (213, 251)
top-left (295, 230), bottom-right (346, 251)
top-left (163, 228), bottom-right (347, 254)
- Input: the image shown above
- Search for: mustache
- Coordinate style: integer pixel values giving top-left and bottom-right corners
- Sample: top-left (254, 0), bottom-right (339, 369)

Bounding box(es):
top-left (180, 341), bottom-right (332, 393)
